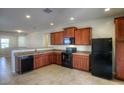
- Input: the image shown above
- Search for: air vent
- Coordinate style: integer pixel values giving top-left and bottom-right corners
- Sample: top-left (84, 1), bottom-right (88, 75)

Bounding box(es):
top-left (43, 8), bottom-right (52, 13)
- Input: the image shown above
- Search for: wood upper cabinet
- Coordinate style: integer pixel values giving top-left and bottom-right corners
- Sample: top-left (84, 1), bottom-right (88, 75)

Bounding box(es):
top-left (50, 31), bottom-right (64, 45)
top-left (64, 27), bottom-right (77, 38)
top-left (75, 27), bottom-right (92, 45)
top-left (51, 33), bottom-right (55, 45)
top-left (73, 54), bottom-right (90, 71)
top-left (115, 17), bottom-right (124, 41)
top-left (115, 16), bottom-right (124, 80)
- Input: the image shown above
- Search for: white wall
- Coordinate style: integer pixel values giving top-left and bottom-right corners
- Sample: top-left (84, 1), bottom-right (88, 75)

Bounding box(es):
top-left (18, 36), bottom-right (27, 47)
top-left (26, 31), bottom-right (47, 48)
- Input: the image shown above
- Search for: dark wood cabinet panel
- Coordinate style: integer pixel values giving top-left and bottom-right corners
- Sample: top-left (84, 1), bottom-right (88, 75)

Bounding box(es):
top-left (52, 52), bottom-right (62, 65)
top-left (115, 17), bottom-right (124, 41)
top-left (115, 16), bottom-right (124, 80)
top-left (50, 27), bottom-right (92, 45)
top-left (50, 33), bottom-right (55, 45)
top-left (55, 52), bottom-right (62, 65)
top-left (64, 27), bottom-right (77, 38)
top-left (34, 52), bottom-right (53, 69)
top-left (50, 31), bottom-right (64, 45)
top-left (73, 54), bottom-right (90, 71)
top-left (75, 28), bottom-right (91, 45)
top-left (116, 42), bottom-right (124, 79)
top-left (34, 52), bottom-right (62, 69)
top-left (34, 54), bottom-right (44, 69)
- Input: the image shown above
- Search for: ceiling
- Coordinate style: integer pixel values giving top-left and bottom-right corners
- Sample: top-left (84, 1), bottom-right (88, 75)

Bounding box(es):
top-left (0, 8), bottom-right (124, 33)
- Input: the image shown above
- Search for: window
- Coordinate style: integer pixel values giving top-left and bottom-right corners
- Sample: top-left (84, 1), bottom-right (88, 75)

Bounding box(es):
top-left (0, 38), bottom-right (9, 48)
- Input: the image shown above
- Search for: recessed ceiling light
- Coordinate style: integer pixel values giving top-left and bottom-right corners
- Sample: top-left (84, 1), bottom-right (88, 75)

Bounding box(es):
top-left (105, 8), bottom-right (110, 12)
top-left (50, 22), bottom-right (54, 26)
top-left (70, 17), bottom-right (75, 21)
top-left (16, 30), bottom-right (22, 33)
top-left (26, 15), bottom-right (31, 19)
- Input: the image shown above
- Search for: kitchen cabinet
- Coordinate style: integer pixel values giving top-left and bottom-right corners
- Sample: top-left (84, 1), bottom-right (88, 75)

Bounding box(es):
top-left (115, 16), bottom-right (124, 80)
top-left (75, 27), bottom-right (92, 45)
top-left (48, 52), bottom-right (54, 64)
top-left (64, 27), bottom-right (77, 38)
top-left (55, 52), bottom-right (62, 65)
top-left (115, 17), bottom-right (124, 41)
top-left (34, 52), bottom-right (62, 69)
top-left (51, 33), bottom-right (55, 45)
top-left (34, 52), bottom-right (53, 69)
top-left (116, 42), bottom-right (124, 79)
top-left (50, 31), bottom-right (64, 45)
top-left (52, 52), bottom-right (62, 65)
top-left (73, 54), bottom-right (90, 71)
top-left (34, 54), bottom-right (44, 69)
top-left (43, 53), bottom-right (54, 66)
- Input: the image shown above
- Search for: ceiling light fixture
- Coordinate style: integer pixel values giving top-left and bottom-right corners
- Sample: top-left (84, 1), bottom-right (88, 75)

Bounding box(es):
top-left (26, 15), bottom-right (31, 19)
top-left (70, 17), bottom-right (75, 21)
top-left (16, 30), bottom-right (22, 33)
top-left (105, 8), bottom-right (110, 12)
top-left (50, 22), bottom-right (54, 26)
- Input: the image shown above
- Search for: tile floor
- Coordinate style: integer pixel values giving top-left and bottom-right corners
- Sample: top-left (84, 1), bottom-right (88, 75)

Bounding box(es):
top-left (0, 57), bottom-right (124, 85)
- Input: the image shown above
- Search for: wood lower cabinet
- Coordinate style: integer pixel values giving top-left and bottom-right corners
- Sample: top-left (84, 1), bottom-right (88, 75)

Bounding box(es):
top-left (55, 52), bottom-right (62, 65)
top-left (52, 52), bottom-right (62, 65)
top-left (34, 54), bottom-right (44, 69)
top-left (34, 52), bottom-right (53, 69)
top-left (75, 27), bottom-right (91, 45)
top-left (34, 52), bottom-right (62, 69)
top-left (73, 54), bottom-right (90, 71)
top-left (116, 42), bottom-right (124, 79)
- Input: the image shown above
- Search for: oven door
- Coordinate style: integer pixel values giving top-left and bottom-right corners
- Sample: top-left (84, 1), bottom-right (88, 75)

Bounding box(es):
top-left (61, 52), bottom-right (73, 68)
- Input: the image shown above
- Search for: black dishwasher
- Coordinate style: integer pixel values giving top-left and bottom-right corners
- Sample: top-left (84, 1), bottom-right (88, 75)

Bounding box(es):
top-left (18, 55), bottom-right (34, 74)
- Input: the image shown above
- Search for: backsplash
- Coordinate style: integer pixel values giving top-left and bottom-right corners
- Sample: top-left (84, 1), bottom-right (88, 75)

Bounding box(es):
top-left (49, 45), bottom-right (91, 51)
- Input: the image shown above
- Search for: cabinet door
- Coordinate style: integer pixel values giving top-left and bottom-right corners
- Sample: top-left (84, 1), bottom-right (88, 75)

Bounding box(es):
top-left (34, 55), bottom-right (42, 69)
top-left (75, 28), bottom-right (91, 45)
top-left (56, 52), bottom-right (62, 65)
top-left (75, 29), bottom-right (82, 44)
top-left (50, 32), bottom-right (64, 45)
top-left (48, 52), bottom-right (54, 64)
top-left (73, 54), bottom-right (89, 71)
top-left (116, 42), bottom-right (124, 79)
top-left (115, 18), bottom-right (124, 41)
top-left (82, 28), bottom-right (91, 45)
top-left (50, 33), bottom-right (55, 45)
top-left (55, 32), bottom-right (64, 45)
top-left (64, 27), bottom-right (77, 38)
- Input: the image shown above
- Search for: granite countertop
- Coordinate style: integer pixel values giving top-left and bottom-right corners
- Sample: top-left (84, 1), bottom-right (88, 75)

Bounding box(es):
top-left (15, 49), bottom-right (91, 57)
top-left (15, 49), bottom-right (63, 57)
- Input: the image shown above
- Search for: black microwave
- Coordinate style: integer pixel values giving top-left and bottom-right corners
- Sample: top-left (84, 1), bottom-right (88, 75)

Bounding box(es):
top-left (64, 37), bottom-right (75, 45)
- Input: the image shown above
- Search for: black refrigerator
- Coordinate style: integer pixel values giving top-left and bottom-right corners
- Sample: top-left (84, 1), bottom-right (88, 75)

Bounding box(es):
top-left (91, 38), bottom-right (112, 79)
